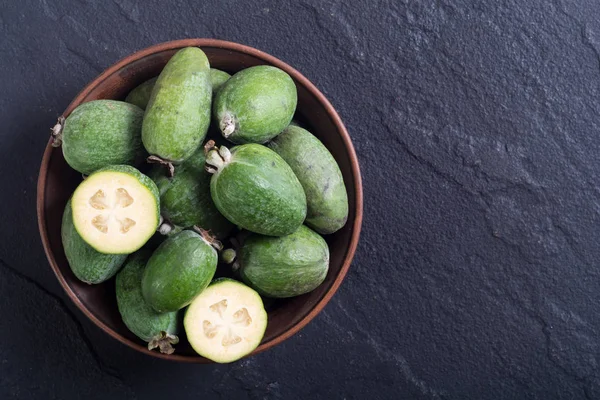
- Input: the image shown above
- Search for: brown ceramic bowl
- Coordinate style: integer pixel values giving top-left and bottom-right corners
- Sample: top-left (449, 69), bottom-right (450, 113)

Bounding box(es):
top-left (37, 39), bottom-right (362, 362)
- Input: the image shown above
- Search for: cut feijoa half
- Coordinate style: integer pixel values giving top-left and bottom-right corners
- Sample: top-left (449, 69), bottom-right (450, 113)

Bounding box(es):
top-left (71, 165), bottom-right (160, 254)
top-left (184, 278), bottom-right (267, 363)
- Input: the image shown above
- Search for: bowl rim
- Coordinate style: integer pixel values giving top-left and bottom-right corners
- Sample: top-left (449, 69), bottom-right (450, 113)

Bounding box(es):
top-left (37, 38), bottom-right (363, 362)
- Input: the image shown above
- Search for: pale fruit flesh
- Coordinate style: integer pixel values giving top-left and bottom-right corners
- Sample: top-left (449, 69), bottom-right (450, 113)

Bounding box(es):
top-left (72, 171), bottom-right (159, 254)
top-left (184, 280), bottom-right (267, 363)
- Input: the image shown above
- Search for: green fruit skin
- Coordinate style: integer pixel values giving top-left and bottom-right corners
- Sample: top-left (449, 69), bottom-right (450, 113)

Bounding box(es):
top-left (125, 77), bottom-right (158, 110)
top-left (126, 69), bottom-right (229, 111)
top-left (142, 230), bottom-right (218, 312)
top-left (116, 250), bottom-right (179, 342)
top-left (142, 47), bottom-right (212, 163)
top-left (62, 100), bottom-right (144, 175)
top-left (150, 147), bottom-right (234, 239)
top-left (210, 69), bottom-right (231, 93)
top-left (268, 125), bottom-right (349, 234)
top-left (210, 144), bottom-right (307, 236)
top-left (213, 65), bottom-right (297, 144)
top-left (237, 226), bottom-right (330, 298)
top-left (72, 165), bottom-right (161, 254)
top-left (62, 199), bottom-right (127, 284)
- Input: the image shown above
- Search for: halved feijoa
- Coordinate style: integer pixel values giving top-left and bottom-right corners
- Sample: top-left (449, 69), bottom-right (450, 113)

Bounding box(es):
top-left (71, 165), bottom-right (160, 254)
top-left (184, 278), bottom-right (267, 363)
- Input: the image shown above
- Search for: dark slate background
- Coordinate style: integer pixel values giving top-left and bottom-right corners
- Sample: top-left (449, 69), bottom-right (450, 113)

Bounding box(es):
top-left (2, 0), bottom-right (600, 398)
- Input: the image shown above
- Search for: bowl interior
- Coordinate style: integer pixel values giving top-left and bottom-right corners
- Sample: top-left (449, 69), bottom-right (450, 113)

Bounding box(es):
top-left (39, 41), bottom-right (360, 361)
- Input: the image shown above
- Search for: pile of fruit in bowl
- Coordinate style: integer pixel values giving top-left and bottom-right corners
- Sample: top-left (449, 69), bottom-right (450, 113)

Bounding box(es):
top-left (52, 47), bottom-right (349, 363)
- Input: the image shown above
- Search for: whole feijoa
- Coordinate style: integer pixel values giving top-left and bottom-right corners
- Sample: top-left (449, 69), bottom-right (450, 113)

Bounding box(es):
top-left (116, 250), bottom-right (180, 354)
top-left (125, 77), bottom-right (158, 110)
top-left (62, 199), bottom-right (127, 284)
top-left (213, 65), bottom-right (297, 144)
top-left (53, 100), bottom-right (144, 175)
top-left (149, 146), bottom-right (234, 239)
top-left (210, 68), bottom-right (231, 94)
top-left (269, 125), bottom-right (349, 234)
top-left (232, 225), bottom-right (330, 298)
top-left (141, 229), bottom-right (219, 313)
top-left (142, 47), bottom-right (212, 163)
top-left (205, 142), bottom-right (306, 236)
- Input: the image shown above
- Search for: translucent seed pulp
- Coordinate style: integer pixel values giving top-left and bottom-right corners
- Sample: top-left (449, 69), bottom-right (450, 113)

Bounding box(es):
top-left (89, 190), bottom-right (108, 210)
top-left (118, 217), bottom-right (136, 233)
top-left (89, 188), bottom-right (136, 234)
top-left (115, 188), bottom-right (134, 208)
top-left (91, 215), bottom-right (108, 233)
top-left (209, 299), bottom-right (227, 318)
top-left (202, 298), bottom-right (253, 347)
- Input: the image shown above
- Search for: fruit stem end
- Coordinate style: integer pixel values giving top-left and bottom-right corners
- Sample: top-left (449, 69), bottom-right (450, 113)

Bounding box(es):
top-left (205, 143), bottom-right (231, 174)
top-left (148, 331), bottom-right (179, 355)
top-left (158, 219), bottom-right (174, 235)
top-left (193, 226), bottom-right (223, 251)
top-left (51, 116), bottom-right (65, 147)
top-left (220, 112), bottom-right (236, 138)
top-left (147, 155), bottom-right (175, 177)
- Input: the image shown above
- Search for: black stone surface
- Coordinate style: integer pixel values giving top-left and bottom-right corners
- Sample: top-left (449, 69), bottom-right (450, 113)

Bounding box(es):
top-left (2, 0), bottom-right (600, 398)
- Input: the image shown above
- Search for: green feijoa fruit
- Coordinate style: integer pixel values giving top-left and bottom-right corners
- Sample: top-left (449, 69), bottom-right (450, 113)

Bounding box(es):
top-left (125, 77), bottom-right (158, 110)
top-left (210, 68), bottom-right (231, 94)
top-left (232, 225), bottom-right (329, 298)
top-left (184, 278), bottom-right (267, 363)
top-left (116, 250), bottom-right (180, 354)
top-left (268, 125), bottom-right (349, 234)
top-left (62, 199), bottom-right (127, 284)
top-left (53, 100), bottom-right (144, 175)
top-left (125, 69), bottom-right (229, 111)
top-left (213, 65), bottom-right (297, 144)
top-left (142, 47), bottom-right (212, 163)
top-left (205, 142), bottom-right (307, 236)
top-left (149, 147), bottom-right (233, 239)
top-left (141, 229), bottom-right (219, 312)
top-left (71, 165), bottom-right (160, 254)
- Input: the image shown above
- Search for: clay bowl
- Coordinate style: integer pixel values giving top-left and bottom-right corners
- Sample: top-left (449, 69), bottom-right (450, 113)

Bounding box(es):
top-left (37, 39), bottom-right (363, 362)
